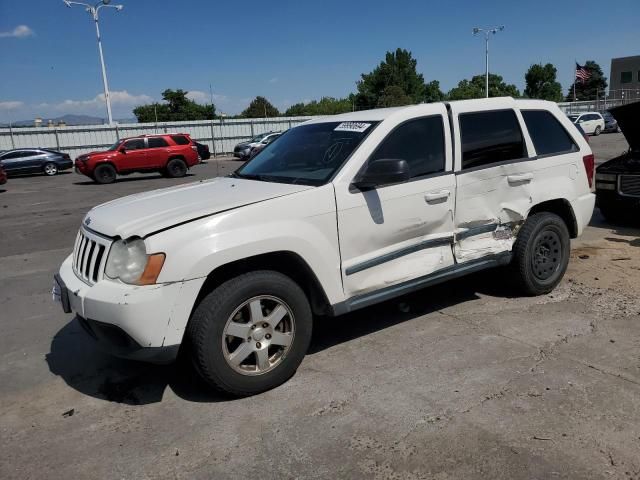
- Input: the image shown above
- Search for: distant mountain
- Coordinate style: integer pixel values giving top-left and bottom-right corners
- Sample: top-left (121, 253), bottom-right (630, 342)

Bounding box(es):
top-left (2, 114), bottom-right (105, 127)
top-left (1, 114), bottom-right (139, 128)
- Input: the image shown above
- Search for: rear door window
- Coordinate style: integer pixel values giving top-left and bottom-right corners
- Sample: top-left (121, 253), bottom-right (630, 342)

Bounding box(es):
top-left (170, 135), bottom-right (190, 145)
top-left (369, 116), bottom-right (445, 179)
top-left (459, 110), bottom-right (525, 169)
top-left (522, 110), bottom-right (578, 156)
top-left (123, 139), bottom-right (146, 150)
top-left (148, 137), bottom-right (169, 148)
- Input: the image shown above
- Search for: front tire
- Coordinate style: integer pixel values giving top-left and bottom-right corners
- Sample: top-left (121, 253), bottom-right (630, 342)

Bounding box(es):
top-left (512, 212), bottom-right (570, 296)
top-left (92, 164), bottom-right (116, 184)
top-left (594, 126), bottom-right (602, 136)
top-left (165, 158), bottom-right (187, 178)
top-left (43, 162), bottom-right (58, 176)
top-left (186, 271), bottom-right (313, 396)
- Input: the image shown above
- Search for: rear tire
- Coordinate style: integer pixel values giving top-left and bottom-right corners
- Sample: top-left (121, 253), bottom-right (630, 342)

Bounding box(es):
top-left (43, 162), bottom-right (58, 176)
top-left (512, 212), bottom-right (570, 296)
top-left (594, 126), bottom-right (602, 136)
top-left (165, 158), bottom-right (187, 178)
top-left (186, 270), bottom-right (312, 397)
top-left (93, 164), bottom-right (116, 184)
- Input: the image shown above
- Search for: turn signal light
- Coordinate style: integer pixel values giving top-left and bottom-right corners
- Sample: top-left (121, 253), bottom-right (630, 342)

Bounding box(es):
top-left (137, 253), bottom-right (166, 285)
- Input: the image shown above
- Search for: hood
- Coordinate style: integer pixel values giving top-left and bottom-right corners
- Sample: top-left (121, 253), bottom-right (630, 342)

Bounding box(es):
top-left (609, 101), bottom-right (640, 151)
top-left (597, 152), bottom-right (640, 174)
top-left (83, 177), bottom-right (313, 238)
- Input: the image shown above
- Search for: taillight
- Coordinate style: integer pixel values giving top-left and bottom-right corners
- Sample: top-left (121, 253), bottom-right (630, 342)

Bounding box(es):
top-left (191, 145), bottom-right (198, 151)
top-left (582, 154), bottom-right (595, 189)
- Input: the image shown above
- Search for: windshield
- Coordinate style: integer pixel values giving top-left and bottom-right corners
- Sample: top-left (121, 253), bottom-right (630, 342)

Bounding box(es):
top-left (567, 115), bottom-right (579, 122)
top-left (235, 121), bottom-right (378, 186)
top-left (106, 140), bottom-right (122, 151)
top-left (251, 134), bottom-right (268, 142)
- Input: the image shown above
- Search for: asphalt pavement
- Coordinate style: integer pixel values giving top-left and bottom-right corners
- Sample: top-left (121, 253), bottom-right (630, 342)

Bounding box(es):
top-left (1, 134), bottom-right (639, 479)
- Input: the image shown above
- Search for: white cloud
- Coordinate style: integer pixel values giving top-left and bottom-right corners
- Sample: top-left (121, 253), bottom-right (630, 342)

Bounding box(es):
top-left (0, 101), bottom-right (24, 110)
top-left (0, 25), bottom-right (35, 38)
top-left (186, 90), bottom-right (228, 104)
top-left (56, 90), bottom-right (152, 110)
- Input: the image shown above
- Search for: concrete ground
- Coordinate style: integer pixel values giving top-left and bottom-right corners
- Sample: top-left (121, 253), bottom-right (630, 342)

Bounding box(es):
top-left (1, 133), bottom-right (639, 479)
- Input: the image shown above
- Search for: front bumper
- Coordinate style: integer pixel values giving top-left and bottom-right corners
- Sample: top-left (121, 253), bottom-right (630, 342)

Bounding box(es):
top-left (55, 254), bottom-right (204, 364)
top-left (75, 161), bottom-right (91, 176)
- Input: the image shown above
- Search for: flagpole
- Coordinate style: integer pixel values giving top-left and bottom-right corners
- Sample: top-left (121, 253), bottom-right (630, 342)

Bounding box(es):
top-left (573, 62), bottom-right (577, 102)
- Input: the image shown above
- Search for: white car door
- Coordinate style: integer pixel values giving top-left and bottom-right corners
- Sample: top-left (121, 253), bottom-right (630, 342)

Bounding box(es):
top-left (333, 105), bottom-right (456, 299)
top-left (578, 114), bottom-right (595, 134)
top-left (449, 98), bottom-right (536, 263)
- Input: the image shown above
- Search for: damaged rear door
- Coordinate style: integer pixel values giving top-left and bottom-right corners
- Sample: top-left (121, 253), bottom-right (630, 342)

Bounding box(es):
top-left (450, 100), bottom-right (535, 263)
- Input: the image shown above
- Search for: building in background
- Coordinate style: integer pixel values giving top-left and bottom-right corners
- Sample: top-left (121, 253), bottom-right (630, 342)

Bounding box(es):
top-left (610, 55), bottom-right (640, 103)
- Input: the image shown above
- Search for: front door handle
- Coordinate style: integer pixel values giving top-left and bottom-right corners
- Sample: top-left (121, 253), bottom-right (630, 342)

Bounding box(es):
top-left (424, 190), bottom-right (450, 203)
top-left (507, 173), bottom-right (533, 184)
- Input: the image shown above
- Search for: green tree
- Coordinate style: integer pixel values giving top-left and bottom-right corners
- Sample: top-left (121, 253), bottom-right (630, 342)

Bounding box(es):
top-left (524, 63), bottom-right (563, 102)
top-left (447, 73), bottom-right (520, 100)
top-left (241, 96), bottom-right (280, 118)
top-left (424, 80), bottom-right (445, 103)
top-left (355, 48), bottom-right (426, 109)
top-left (376, 85), bottom-right (413, 107)
top-left (566, 60), bottom-right (608, 101)
top-left (284, 96), bottom-right (354, 116)
top-left (133, 89), bottom-right (215, 122)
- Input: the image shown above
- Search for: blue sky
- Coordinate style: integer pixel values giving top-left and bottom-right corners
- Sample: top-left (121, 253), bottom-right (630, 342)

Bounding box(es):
top-left (0, 0), bottom-right (638, 122)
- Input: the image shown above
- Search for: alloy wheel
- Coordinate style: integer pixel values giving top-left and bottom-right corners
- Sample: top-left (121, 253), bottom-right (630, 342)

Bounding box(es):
top-left (222, 295), bottom-right (295, 376)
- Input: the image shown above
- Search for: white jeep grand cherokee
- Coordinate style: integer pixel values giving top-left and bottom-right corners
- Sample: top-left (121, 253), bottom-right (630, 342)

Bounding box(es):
top-left (54, 98), bottom-right (595, 396)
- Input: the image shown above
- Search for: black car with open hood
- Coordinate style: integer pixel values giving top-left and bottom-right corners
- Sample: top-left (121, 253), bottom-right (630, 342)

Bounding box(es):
top-left (595, 101), bottom-right (640, 223)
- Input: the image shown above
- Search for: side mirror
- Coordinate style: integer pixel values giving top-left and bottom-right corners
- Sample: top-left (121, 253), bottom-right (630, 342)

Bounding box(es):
top-left (352, 158), bottom-right (410, 190)
top-left (118, 147), bottom-right (127, 153)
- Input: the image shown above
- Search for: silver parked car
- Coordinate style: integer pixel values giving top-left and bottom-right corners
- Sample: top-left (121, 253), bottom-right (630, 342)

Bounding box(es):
top-left (0, 148), bottom-right (73, 177)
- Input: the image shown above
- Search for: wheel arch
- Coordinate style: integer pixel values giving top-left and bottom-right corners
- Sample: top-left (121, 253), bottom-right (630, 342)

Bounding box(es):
top-left (167, 155), bottom-right (186, 163)
top-left (528, 198), bottom-right (578, 238)
top-left (94, 160), bottom-right (118, 173)
top-left (192, 251), bottom-right (332, 317)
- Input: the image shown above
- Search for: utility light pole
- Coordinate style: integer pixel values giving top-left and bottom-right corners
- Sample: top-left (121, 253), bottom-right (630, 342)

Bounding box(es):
top-left (472, 25), bottom-right (505, 98)
top-left (63, 0), bottom-right (124, 125)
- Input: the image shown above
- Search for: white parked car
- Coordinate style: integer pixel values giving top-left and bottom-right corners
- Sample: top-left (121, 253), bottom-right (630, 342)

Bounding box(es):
top-left (53, 97), bottom-right (595, 396)
top-left (567, 111), bottom-right (605, 136)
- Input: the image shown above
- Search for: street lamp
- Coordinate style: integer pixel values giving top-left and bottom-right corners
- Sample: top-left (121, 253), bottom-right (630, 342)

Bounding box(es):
top-left (472, 25), bottom-right (505, 98)
top-left (62, 0), bottom-right (124, 125)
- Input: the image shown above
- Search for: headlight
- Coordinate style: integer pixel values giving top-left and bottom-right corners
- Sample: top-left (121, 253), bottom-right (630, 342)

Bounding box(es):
top-left (105, 238), bottom-right (165, 285)
top-left (595, 173), bottom-right (616, 182)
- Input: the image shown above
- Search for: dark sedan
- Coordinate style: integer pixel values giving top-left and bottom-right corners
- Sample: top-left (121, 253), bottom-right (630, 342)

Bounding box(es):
top-left (601, 111), bottom-right (620, 133)
top-left (0, 148), bottom-right (73, 177)
top-left (595, 101), bottom-right (639, 224)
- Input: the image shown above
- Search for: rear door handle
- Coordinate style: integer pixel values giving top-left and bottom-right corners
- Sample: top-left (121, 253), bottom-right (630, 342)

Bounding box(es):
top-left (424, 190), bottom-right (450, 203)
top-left (507, 173), bottom-right (533, 184)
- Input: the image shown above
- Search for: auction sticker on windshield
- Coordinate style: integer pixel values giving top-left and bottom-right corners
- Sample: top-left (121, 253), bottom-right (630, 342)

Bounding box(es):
top-left (334, 122), bottom-right (371, 133)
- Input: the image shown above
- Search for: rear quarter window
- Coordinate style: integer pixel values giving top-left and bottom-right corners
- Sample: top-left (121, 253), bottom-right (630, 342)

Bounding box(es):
top-left (522, 110), bottom-right (578, 157)
top-left (170, 135), bottom-right (190, 145)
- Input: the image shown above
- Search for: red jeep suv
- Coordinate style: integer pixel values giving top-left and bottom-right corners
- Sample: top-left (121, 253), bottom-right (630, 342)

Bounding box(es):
top-left (75, 133), bottom-right (200, 184)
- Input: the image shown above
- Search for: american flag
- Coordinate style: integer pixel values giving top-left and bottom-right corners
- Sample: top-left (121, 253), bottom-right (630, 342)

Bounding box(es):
top-left (575, 63), bottom-right (591, 83)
